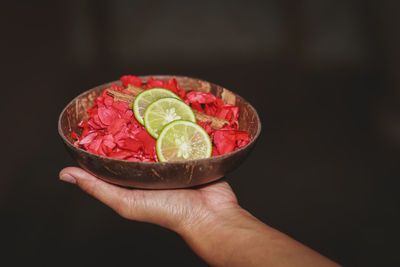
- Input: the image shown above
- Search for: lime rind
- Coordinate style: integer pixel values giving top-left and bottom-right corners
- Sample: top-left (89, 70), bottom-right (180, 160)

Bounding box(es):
top-left (144, 97), bottom-right (196, 139)
top-left (133, 88), bottom-right (180, 125)
top-left (156, 120), bottom-right (212, 162)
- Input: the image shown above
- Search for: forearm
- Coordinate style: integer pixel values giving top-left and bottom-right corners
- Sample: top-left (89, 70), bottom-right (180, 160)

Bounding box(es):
top-left (178, 207), bottom-right (340, 267)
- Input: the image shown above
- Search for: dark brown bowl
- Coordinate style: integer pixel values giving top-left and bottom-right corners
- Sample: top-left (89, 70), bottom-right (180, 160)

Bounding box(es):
top-left (58, 75), bottom-right (261, 189)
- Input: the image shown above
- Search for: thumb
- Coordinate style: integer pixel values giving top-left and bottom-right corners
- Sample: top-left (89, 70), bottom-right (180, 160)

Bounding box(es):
top-left (59, 167), bottom-right (134, 219)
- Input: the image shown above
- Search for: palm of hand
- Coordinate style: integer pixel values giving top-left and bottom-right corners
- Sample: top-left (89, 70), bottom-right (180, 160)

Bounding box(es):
top-left (61, 167), bottom-right (238, 233)
top-left (118, 180), bottom-right (239, 231)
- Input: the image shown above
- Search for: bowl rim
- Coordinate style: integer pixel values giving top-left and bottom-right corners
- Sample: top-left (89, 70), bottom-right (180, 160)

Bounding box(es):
top-left (58, 75), bottom-right (262, 165)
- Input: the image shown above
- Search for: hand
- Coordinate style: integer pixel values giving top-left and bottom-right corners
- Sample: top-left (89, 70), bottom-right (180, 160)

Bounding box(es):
top-left (59, 167), bottom-right (340, 267)
top-left (59, 167), bottom-right (240, 234)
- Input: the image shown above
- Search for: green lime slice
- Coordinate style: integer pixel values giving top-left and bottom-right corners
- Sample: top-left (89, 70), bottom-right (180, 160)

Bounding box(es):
top-left (144, 97), bottom-right (196, 139)
top-left (156, 120), bottom-right (212, 162)
top-left (133, 88), bottom-right (181, 125)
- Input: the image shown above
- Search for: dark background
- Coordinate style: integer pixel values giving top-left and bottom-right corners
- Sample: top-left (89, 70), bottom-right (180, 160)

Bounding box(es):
top-left (1, 1), bottom-right (400, 266)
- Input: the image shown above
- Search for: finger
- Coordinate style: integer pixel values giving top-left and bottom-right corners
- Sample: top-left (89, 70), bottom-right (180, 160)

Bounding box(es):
top-left (59, 167), bottom-right (132, 217)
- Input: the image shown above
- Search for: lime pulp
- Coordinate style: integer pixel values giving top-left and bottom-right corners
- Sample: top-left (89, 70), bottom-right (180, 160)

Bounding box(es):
top-left (156, 120), bottom-right (212, 162)
top-left (143, 97), bottom-right (196, 139)
top-left (133, 88), bottom-right (180, 125)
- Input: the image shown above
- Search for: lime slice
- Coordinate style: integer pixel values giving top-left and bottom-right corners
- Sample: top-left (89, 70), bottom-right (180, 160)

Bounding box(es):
top-left (133, 88), bottom-right (180, 125)
top-left (156, 120), bottom-right (212, 162)
top-left (144, 97), bottom-right (196, 139)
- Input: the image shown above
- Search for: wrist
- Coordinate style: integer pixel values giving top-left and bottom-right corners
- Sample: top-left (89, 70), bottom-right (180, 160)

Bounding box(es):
top-left (176, 204), bottom-right (246, 238)
top-left (178, 206), bottom-right (341, 267)
top-left (178, 205), bottom-right (257, 246)
top-left (175, 205), bottom-right (268, 266)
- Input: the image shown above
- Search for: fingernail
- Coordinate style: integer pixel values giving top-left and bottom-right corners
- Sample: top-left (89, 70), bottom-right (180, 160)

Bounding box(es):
top-left (60, 173), bottom-right (76, 184)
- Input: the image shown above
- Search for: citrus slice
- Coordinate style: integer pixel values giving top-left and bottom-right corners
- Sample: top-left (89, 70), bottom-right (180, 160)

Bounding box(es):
top-left (144, 97), bottom-right (196, 139)
top-left (133, 88), bottom-right (180, 125)
top-left (156, 120), bottom-right (212, 162)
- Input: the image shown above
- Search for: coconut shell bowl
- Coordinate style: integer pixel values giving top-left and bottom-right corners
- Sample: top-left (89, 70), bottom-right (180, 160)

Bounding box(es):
top-left (58, 75), bottom-right (261, 189)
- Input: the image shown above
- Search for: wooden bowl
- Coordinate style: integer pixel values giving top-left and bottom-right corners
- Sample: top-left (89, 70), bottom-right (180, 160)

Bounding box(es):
top-left (58, 75), bottom-right (261, 189)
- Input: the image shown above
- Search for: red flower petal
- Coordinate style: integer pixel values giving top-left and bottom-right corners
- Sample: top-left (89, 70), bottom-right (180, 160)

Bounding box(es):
top-left (119, 138), bottom-right (143, 152)
top-left (102, 134), bottom-right (116, 149)
top-left (135, 130), bottom-right (156, 155)
top-left (185, 91), bottom-right (217, 104)
top-left (123, 109), bottom-right (134, 121)
top-left (109, 150), bottom-right (132, 160)
top-left (79, 132), bottom-right (98, 145)
top-left (235, 131), bottom-right (251, 148)
top-left (81, 128), bottom-right (89, 138)
top-left (204, 104), bottom-right (217, 116)
top-left (120, 75), bottom-right (142, 88)
top-left (111, 83), bottom-right (124, 92)
top-left (113, 124), bottom-right (130, 143)
top-left (98, 106), bottom-right (117, 126)
top-left (164, 78), bottom-right (178, 91)
top-left (144, 78), bottom-right (185, 98)
top-left (211, 145), bottom-right (220, 157)
top-left (215, 104), bottom-right (239, 121)
top-left (126, 157), bottom-right (141, 162)
top-left (93, 113), bottom-right (107, 128)
top-left (213, 129), bottom-right (236, 155)
top-left (71, 132), bottom-right (79, 140)
top-left (104, 95), bottom-right (114, 107)
top-left (107, 118), bottom-right (126, 135)
top-left (190, 102), bottom-right (204, 112)
top-left (101, 134), bottom-right (116, 154)
top-left (77, 120), bottom-right (86, 127)
top-left (88, 135), bottom-right (103, 153)
top-left (112, 101), bottom-right (129, 112)
top-left (144, 77), bottom-right (164, 89)
top-left (197, 120), bottom-right (213, 135)
top-left (87, 119), bottom-right (102, 130)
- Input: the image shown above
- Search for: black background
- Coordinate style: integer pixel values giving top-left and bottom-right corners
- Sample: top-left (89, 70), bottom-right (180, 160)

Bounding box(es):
top-left (1, 1), bottom-right (400, 266)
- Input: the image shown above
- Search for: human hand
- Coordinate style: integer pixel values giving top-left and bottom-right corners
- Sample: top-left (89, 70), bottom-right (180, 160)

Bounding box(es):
top-left (59, 167), bottom-right (340, 267)
top-left (59, 167), bottom-right (240, 234)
